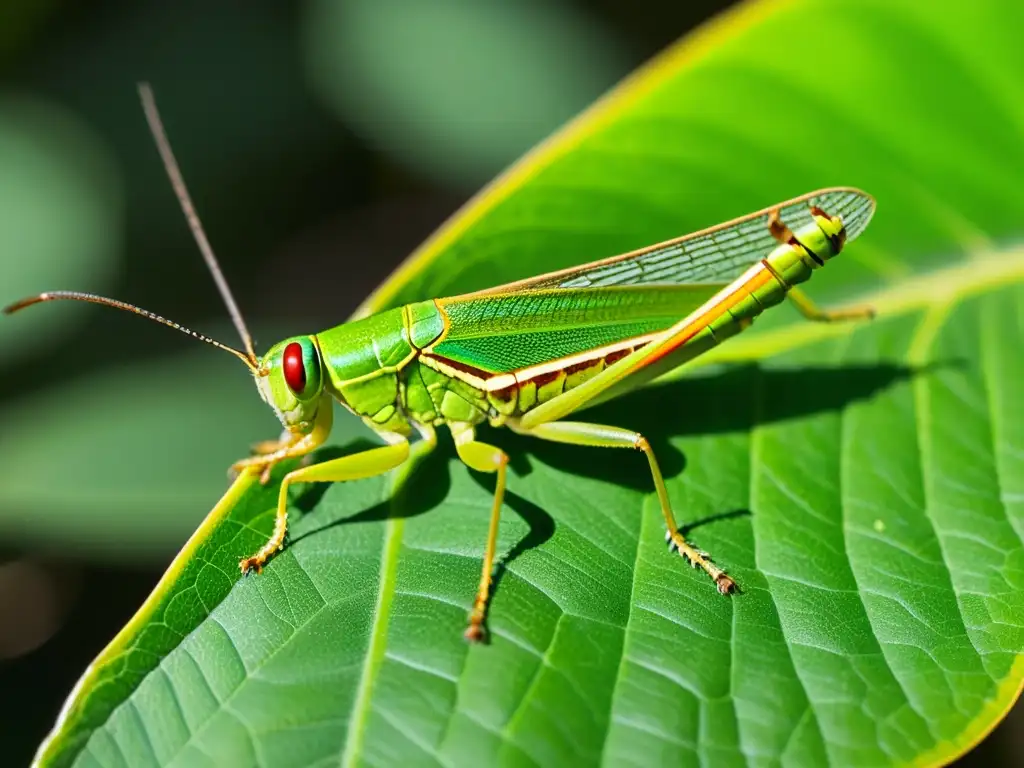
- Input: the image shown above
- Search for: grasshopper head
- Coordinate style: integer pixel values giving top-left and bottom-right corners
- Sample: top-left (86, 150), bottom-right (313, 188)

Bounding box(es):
top-left (256, 335), bottom-right (325, 434)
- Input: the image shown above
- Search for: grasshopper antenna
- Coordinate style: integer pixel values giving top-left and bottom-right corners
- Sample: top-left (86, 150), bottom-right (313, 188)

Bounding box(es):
top-left (3, 291), bottom-right (257, 371)
top-left (4, 85), bottom-right (260, 372)
top-left (137, 82), bottom-right (259, 367)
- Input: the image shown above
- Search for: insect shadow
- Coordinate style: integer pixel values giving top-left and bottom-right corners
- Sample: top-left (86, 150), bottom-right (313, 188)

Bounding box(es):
top-left (287, 437), bottom-right (454, 543)
top-left (452, 360), bottom-right (923, 587)
top-left (289, 360), bottom-right (928, 586)
top-left (491, 361), bottom-right (922, 495)
top-left (288, 430), bottom-right (556, 561)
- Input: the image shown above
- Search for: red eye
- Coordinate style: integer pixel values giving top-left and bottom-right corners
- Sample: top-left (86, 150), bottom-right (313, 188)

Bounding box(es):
top-left (283, 342), bottom-right (306, 394)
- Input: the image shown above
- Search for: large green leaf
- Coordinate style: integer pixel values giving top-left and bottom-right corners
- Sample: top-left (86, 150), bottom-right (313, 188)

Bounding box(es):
top-left (32, 0), bottom-right (1024, 765)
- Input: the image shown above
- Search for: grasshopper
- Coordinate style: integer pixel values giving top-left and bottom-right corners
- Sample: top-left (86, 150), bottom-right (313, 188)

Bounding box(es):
top-left (4, 85), bottom-right (874, 640)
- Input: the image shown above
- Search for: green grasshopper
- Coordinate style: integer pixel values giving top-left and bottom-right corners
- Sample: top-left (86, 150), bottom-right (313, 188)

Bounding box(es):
top-left (4, 86), bottom-right (875, 641)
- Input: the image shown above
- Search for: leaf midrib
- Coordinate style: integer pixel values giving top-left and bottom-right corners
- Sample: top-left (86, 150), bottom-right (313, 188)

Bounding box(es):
top-left (597, 493), bottom-right (648, 764)
top-left (341, 507), bottom-right (406, 767)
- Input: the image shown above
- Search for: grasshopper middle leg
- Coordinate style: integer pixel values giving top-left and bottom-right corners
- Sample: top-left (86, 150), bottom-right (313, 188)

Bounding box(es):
top-left (451, 422), bottom-right (510, 643)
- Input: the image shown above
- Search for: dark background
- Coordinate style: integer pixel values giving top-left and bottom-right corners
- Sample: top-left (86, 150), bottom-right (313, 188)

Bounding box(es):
top-left (0, 1), bottom-right (1018, 765)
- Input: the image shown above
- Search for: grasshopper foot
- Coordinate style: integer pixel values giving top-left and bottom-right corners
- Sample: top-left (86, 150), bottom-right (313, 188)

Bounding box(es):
top-left (231, 428), bottom-right (308, 484)
top-left (231, 450), bottom-right (313, 486)
top-left (259, 462), bottom-right (276, 485)
top-left (464, 595), bottom-right (490, 644)
top-left (715, 573), bottom-right (737, 595)
top-left (229, 457), bottom-right (278, 485)
top-left (251, 437), bottom-right (289, 455)
top-left (665, 528), bottom-right (737, 595)
top-left (239, 533), bottom-right (286, 574)
top-left (239, 556), bottom-right (264, 575)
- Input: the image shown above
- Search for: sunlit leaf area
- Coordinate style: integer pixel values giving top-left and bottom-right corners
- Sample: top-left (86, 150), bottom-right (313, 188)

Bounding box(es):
top-left (1, 1), bottom-right (1021, 766)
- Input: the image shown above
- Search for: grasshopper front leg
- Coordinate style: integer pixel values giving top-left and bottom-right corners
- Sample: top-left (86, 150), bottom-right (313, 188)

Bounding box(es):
top-left (237, 404), bottom-right (438, 575)
top-left (250, 429), bottom-right (298, 458)
top-left (234, 395), bottom-right (331, 572)
top-left (240, 437), bottom-right (413, 574)
top-left (240, 429), bottom-right (323, 484)
top-left (235, 431), bottom-right (306, 484)
top-left (232, 394), bottom-right (334, 485)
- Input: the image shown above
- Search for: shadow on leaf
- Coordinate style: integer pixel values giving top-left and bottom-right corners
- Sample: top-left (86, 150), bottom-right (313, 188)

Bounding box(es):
top-left (287, 434), bottom-right (454, 545)
top-left (283, 361), bottom-right (917, 616)
top-left (494, 362), bottom-right (917, 495)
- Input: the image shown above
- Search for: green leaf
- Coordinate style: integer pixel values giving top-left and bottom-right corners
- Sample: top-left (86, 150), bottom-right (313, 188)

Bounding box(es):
top-left (33, 0), bottom-right (1024, 766)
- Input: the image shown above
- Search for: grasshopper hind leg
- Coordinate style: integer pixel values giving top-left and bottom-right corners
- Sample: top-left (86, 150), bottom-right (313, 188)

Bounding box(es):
top-left (509, 420), bottom-right (736, 594)
top-left (786, 286), bottom-right (874, 324)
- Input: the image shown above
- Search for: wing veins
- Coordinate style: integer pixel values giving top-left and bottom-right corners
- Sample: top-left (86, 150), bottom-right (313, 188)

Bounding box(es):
top-left (449, 187), bottom-right (874, 299)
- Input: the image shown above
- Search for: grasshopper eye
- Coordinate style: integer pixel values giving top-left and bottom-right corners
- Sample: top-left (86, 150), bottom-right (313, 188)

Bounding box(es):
top-left (279, 337), bottom-right (322, 400)
top-left (283, 342), bottom-right (306, 394)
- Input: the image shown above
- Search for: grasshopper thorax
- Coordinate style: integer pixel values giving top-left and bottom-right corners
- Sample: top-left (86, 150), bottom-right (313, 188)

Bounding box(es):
top-left (257, 335), bottom-right (325, 434)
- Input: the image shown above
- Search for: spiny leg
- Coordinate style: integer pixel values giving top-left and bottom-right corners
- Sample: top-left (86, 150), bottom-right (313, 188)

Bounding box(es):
top-left (451, 423), bottom-right (509, 643)
top-left (239, 439), bottom-right (411, 573)
top-left (510, 420), bottom-right (735, 594)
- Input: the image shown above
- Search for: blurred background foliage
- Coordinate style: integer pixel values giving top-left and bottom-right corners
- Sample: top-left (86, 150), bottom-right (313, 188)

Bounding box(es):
top-left (0, 1), bottom-right (1018, 765)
